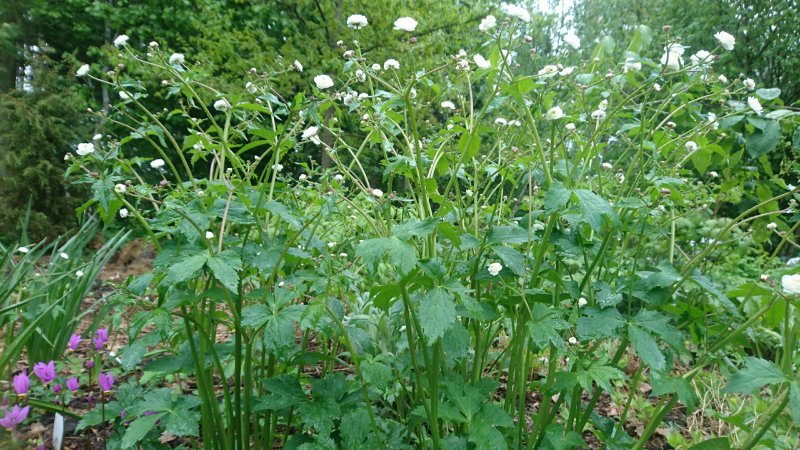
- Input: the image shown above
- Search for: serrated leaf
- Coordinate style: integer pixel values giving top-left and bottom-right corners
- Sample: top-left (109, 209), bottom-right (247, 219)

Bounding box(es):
top-left (491, 245), bottom-right (526, 276)
top-left (577, 307), bottom-right (624, 339)
top-left (394, 218), bottom-right (438, 240)
top-left (544, 181), bottom-right (570, 213)
top-left (264, 200), bottom-right (301, 228)
top-left (628, 324), bottom-right (665, 372)
top-left (488, 225), bottom-right (531, 244)
top-left (361, 360), bottom-right (393, 390)
top-left (207, 254), bottom-right (240, 292)
top-left (356, 236), bottom-right (416, 275)
top-left (576, 365), bottom-right (625, 393)
top-left (790, 382), bottom-right (800, 424)
top-left (574, 189), bottom-right (618, 231)
top-left (419, 288), bottom-right (457, 343)
top-left (121, 413), bottom-right (164, 448)
top-left (650, 375), bottom-right (698, 411)
top-left (686, 437), bottom-right (730, 450)
top-left (746, 120), bottom-right (781, 158)
top-left (527, 303), bottom-right (570, 351)
top-left (167, 253), bottom-right (207, 284)
top-left (723, 357), bottom-right (788, 394)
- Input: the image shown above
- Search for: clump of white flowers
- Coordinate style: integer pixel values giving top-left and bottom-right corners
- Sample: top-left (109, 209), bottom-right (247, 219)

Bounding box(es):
top-left (440, 101), bottom-right (456, 110)
top-left (119, 208), bottom-right (129, 218)
top-left (301, 126), bottom-right (322, 145)
top-left (473, 54), bottom-right (491, 69)
top-left (685, 141), bottom-right (698, 152)
top-left (150, 158), bottom-right (165, 169)
top-left (743, 78), bottom-right (756, 91)
top-left (213, 98), bottom-right (231, 111)
top-left (346, 14), bottom-right (368, 29)
top-left (205, 231), bottom-right (215, 239)
top-left (563, 31), bottom-right (580, 49)
top-left (114, 183), bottom-right (127, 194)
top-left (76, 64), bottom-right (90, 77)
top-left (384, 59), bottom-right (400, 70)
top-left (714, 31), bottom-right (736, 51)
top-left (501, 3), bottom-right (530, 22)
top-left (393, 17), bottom-right (418, 32)
top-left (661, 43), bottom-right (685, 71)
top-left (113, 34), bottom-right (129, 47)
top-left (546, 106), bottom-right (564, 120)
top-left (478, 15), bottom-right (496, 32)
top-left (76, 143), bottom-right (95, 156)
top-left (314, 74), bottom-right (334, 90)
top-left (747, 96), bottom-right (763, 115)
top-left (169, 53), bottom-right (185, 65)
top-left (487, 262), bottom-right (503, 276)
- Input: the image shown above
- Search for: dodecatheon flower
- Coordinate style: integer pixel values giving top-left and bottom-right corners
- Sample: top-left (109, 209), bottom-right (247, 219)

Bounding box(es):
top-left (66, 377), bottom-right (80, 392)
top-left (53, 384), bottom-right (62, 394)
top-left (94, 327), bottom-right (109, 350)
top-left (33, 361), bottom-right (56, 384)
top-left (67, 333), bottom-right (81, 351)
top-left (0, 404), bottom-right (29, 430)
top-left (99, 372), bottom-right (114, 393)
top-left (12, 371), bottom-right (30, 396)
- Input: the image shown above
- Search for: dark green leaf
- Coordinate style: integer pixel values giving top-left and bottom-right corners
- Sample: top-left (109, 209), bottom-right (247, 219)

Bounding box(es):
top-left (419, 288), bottom-right (457, 343)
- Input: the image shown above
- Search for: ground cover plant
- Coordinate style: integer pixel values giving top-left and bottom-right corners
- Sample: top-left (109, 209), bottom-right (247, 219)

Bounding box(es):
top-left (2, 4), bottom-right (800, 449)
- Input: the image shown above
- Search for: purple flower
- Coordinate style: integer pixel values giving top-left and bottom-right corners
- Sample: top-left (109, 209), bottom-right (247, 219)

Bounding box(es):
top-left (66, 377), bottom-right (80, 392)
top-left (32, 361), bottom-right (56, 384)
top-left (120, 409), bottom-right (127, 420)
top-left (67, 333), bottom-right (82, 351)
top-left (98, 372), bottom-right (114, 392)
top-left (84, 360), bottom-right (95, 370)
top-left (12, 371), bottom-right (30, 396)
top-left (0, 404), bottom-right (29, 430)
top-left (53, 383), bottom-right (62, 394)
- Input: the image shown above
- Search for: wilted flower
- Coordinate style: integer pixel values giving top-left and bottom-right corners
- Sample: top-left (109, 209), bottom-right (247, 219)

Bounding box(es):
top-left (33, 361), bottom-right (56, 384)
top-left (213, 98), bottom-right (231, 111)
top-left (487, 262), bottom-right (503, 276)
top-left (563, 31), bottom-right (580, 49)
top-left (501, 3), bottom-right (530, 22)
top-left (0, 405), bottom-right (29, 430)
top-left (66, 377), bottom-right (80, 392)
top-left (714, 31), bottom-right (735, 51)
top-left (393, 17), bottom-right (418, 32)
top-left (114, 183), bottom-right (127, 194)
top-left (119, 208), bottom-right (129, 219)
top-left (478, 15), bottom-right (496, 32)
top-left (743, 78), bottom-right (756, 91)
top-left (346, 14), bottom-right (368, 29)
top-left (313, 74), bottom-right (334, 89)
top-left (546, 106), bottom-right (564, 120)
top-left (67, 333), bottom-right (81, 351)
top-left (76, 142), bottom-right (95, 156)
top-left (783, 274), bottom-right (800, 294)
top-left (98, 372), bottom-right (114, 392)
top-left (747, 96), bottom-right (763, 114)
top-left (168, 53), bottom-right (184, 65)
top-left (384, 59), bottom-right (400, 70)
top-left (12, 371), bottom-right (30, 396)
top-left (76, 64), bottom-right (90, 77)
top-left (113, 34), bottom-right (129, 47)
top-left (440, 101), bottom-right (456, 110)
top-left (456, 59), bottom-right (469, 71)
top-left (473, 54), bottom-right (491, 69)
top-left (150, 158), bottom-right (165, 169)
top-left (685, 141), bottom-right (698, 152)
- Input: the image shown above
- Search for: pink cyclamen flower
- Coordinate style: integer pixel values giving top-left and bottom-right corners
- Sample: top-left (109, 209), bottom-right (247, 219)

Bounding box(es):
top-left (53, 384), bottom-right (61, 394)
top-left (98, 372), bottom-right (114, 392)
top-left (67, 334), bottom-right (81, 351)
top-left (12, 371), bottom-right (30, 396)
top-left (0, 404), bottom-right (29, 430)
top-left (66, 377), bottom-right (80, 392)
top-left (33, 361), bottom-right (56, 384)
top-left (94, 327), bottom-right (109, 350)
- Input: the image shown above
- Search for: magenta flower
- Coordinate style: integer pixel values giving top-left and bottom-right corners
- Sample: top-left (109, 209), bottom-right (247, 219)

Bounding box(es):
top-left (12, 371), bottom-right (30, 396)
top-left (32, 361), bottom-right (56, 384)
top-left (84, 360), bottom-right (94, 370)
top-left (66, 377), bottom-right (80, 392)
top-left (0, 404), bottom-right (30, 430)
top-left (98, 372), bottom-right (114, 392)
top-left (94, 327), bottom-right (109, 350)
top-left (67, 333), bottom-right (82, 351)
top-left (53, 383), bottom-right (61, 394)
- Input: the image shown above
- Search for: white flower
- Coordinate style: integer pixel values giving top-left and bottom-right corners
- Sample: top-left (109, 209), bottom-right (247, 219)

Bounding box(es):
top-left (339, 252), bottom-right (348, 258)
top-left (501, 3), bottom-right (530, 22)
top-left (565, 122), bottom-right (576, 131)
top-left (578, 297), bottom-right (588, 307)
top-left (17, 247), bottom-right (29, 254)
top-left (301, 126), bottom-right (322, 145)
top-left (508, 120), bottom-right (521, 127)
top-left (214, 99), bottom-right (231, 111)
top-left (743, 78), bottom-right (756, 91)
top-left (246, 81), bottom-right (257, 94)
top-left (564, 31), bottom-right (581, 49)
top-left (293, 60), bottom-right (303, 72)
top-left (546, 106), bottom-right (564, 120)
top-left (384, 59), bottom-right (400, 70)
top-left (393, 17), bottom-right (418, 32)
top-left (346, 14), bottom-right (368, 29)
top-left (197, 190), bottom-right (205, 196)
top-left (601, 162), bottom-right (613, 170)
top-left (343, 91), bottom-right (358, 106)
top-left (747, 96), bottom-right (763, 114)
top-left (690, 50), bottom-right (713, 66)
top-left (685, 141), bottom-right (698, 152)
top-left (660, 44), bottom-right (684, 71)
top-left (591, 109), bottom-right (606, 120)
top-left (59, 252), bottom-right (69, 260)
top-left (371, 188), bottom-right (383, 198)
top-left (473, 54), bottom-right (491, 69)
top-left (767, 222), bottom-right (778, 231)
top-left (714, 31), bottom-right (736, 51)
top-left (205, 231), bottom-right (214, 239)
top-left (148, 159), bottom-right (164, 169)
top-left (709, 171), bottom-right (719, 178)
top-left (355, 70), bottom-right (366, 82)
top-left (465, 189), bottom-right (474, 197)
top-left (487, 262), bottom-right (503, 276)
top-left (654, 83), bottom-right (662, 91)
top-left (75, 270), bottom-right (84, 277)
top-left (148, 41), bottom-right (158, 48)
top-left (314, 74), bottom-right (334, 89)
top-left (568, 336), bottom-right (578, 345)
top-left (782, 274), bottom-right (800, 294)
top-left (119, 208), bottom-right (129, 218)
top-left (333, 174), bottom-right (344, 182)
top-left (456, 59), bottom-right (469, 71)
top-left (559, 66), bottom-right (574, 76)
top-left (113, 34), bottom-right (129, 47)
top-left (169, 53), bottom-right (185, 65)
top-left (538, 64), bottom-right (559, 76)
top-left (76, 64), bottom-right (90, 77)
top-left (369, 64), bottom-right (380, 72)
top-left (479, 15), bottom-right (496, 32)
top-left (114, 183), bottom-right (127, 194)
top-left (119, 91), bottom-right (130, 100)
top-left (299, 174), bottom-right (308, 181)
top-left (441, 101), bottom-right (456, 110)
top-left (327, 241), bottom-right (336, 248)
top-left (495, 118), bottom-right (508, 126)
top-left (623, 57), bottom-right (641, 72)
top-left (76, 143), bottom-right (95, 156)
top-left (718, 74), bottom-right (728, 83)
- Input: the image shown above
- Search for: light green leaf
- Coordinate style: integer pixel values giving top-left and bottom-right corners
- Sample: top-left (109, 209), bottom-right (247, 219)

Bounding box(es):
top-left (488, 225), bottom-right (531, 244)
top-left (755, 88), bottom-right (781, 100)
top-left (121, 413), bottom-right (164, 448)
top-left (723, 357), bottom-right (788, 394)
top-left (419, 288), bottom-right (457, 343)
top-left (628, 324), bottom-right (665, 372)
top-left (746, 120), bottom-right (781, 158)
top-left (491, 245), bottom-right (526, 276)
top-left (544, 181), bottom-right (570, 213)
top-left (394, 218), bottom-right (438, 240)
